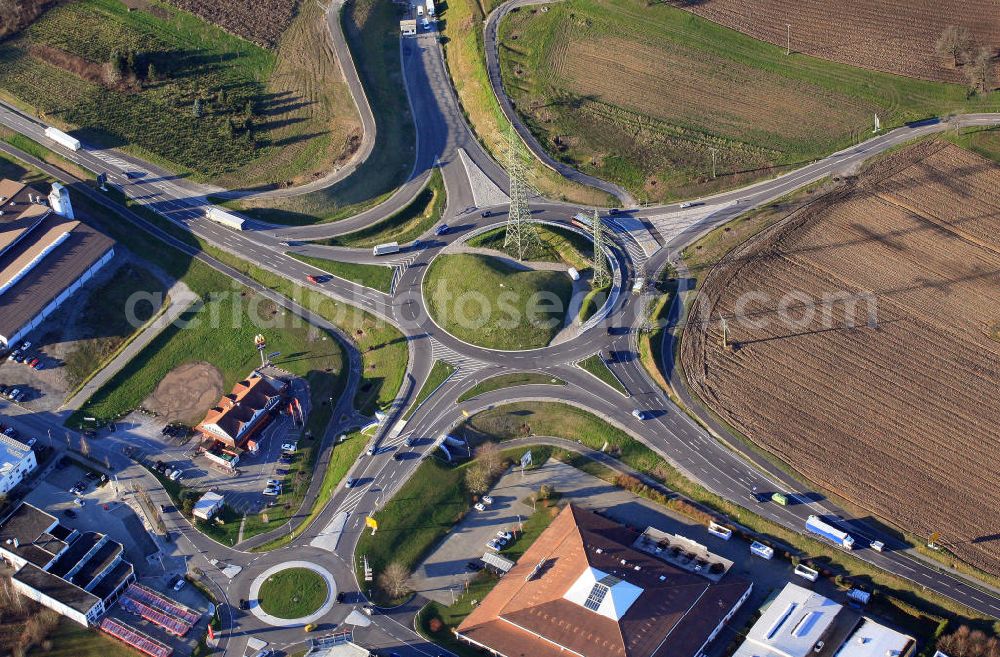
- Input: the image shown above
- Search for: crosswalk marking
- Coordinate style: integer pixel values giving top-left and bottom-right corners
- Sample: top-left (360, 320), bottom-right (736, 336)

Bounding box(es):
top-left (429, 339), bottom-right (488, 382)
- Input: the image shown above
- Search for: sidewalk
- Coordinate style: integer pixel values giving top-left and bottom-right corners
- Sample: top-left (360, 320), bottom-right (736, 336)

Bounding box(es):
top-left (61, 279), bottom-right (198, 411)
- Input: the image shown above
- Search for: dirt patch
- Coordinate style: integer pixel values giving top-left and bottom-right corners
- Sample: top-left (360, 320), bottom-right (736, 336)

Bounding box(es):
top-left (121, 0), bottom-right (171, 20)
top-left (143, 361), bottom-right (224, 425)
top-left (160, 0), bottom-right (299, 48)
top-left (681, 140), bottom-right (1000, 574)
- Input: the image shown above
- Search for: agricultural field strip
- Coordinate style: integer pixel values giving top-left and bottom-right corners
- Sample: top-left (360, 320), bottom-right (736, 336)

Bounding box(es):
top-left (681, 142), bottom-right (1000, 575)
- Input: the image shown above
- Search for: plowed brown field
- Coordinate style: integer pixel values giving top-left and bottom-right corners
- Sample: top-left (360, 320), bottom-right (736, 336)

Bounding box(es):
top-left (680, 0), bottom-right (1000, 84)
top-left (681, 141), bottom-right (1000, 574)
top-left (163, 0), bottom-right (299, 48)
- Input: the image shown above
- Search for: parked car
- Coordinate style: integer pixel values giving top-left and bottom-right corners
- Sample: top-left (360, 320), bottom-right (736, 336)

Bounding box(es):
top-left (481, 495), bottom-right (493, 505)
top-left (486, 538), bottom-right (504, 551)
top-left (281, 442), bottom-right (297, 453)
top-left (73, 498), bottom-right (85, 507)
top-left (13, 391), bottom-right (26, 403)
top-left (169, 469), bottom-right (182, 481)
top-left (496, 530), bottom-right (512, 542)
top-left (266, 479), bottom-right (282, 487)
top-left (263, 486), bottom-right (279, 496)
top-left (0, 385), bottom-right (9, 397)
top-left (173, 578), bottom-right (186, 592)
top-left (474, 502), bottom-right (486, 512)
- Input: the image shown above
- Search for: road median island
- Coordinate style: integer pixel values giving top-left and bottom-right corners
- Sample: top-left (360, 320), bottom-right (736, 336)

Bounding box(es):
top-left (458, 401), bottom-right (994, 624)
top-left (424, 253), bottom-right (573, 351)
top-left (287, 252), bottom-right (395, 293)
top-left (457, 372), bottom-right (565, 402)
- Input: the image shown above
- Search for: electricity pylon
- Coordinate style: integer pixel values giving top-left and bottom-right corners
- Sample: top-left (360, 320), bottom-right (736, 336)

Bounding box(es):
top-left (504, 129), bottom-right (540, 260)
top-left (591, 209), bottom-right (609, 288)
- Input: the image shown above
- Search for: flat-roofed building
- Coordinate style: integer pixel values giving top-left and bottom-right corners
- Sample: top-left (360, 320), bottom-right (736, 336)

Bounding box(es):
top-left (0, 179), bottom-right (114, 350)
top-left (457, 505), bottom-right (752, 657)
top-left (0, 503), bottom-right (134, 627)
top-left (0, 432), bottom-right (36, 495)
top-left (733, 583), bottom-right (915, 657)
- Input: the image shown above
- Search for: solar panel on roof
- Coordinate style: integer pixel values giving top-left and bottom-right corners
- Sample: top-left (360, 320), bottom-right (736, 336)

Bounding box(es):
top-left (599, 573), bottom-right (622, 587)
top-left (583, 582), bottom-right (609, 611)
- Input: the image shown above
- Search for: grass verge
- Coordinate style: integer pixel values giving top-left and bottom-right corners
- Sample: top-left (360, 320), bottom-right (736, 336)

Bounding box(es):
top-left (424, 253), bottom-right (572, 350)
top-left (439, 0), bottom-right (613, 205)
top-left (287, 252), bottom-right (395, 293)
top-left (577, 353), bottom-right (626, 395)
top-left (404, 360), bottom-right (456, 420)
top-left (457, 372), bottom-right (565, 402)
top-left (318, 167), bottom-right (446, 247)
top-left (944, 126), bottom-right (1000, 164)
top-left (467, 224), bottom-right (592, 269)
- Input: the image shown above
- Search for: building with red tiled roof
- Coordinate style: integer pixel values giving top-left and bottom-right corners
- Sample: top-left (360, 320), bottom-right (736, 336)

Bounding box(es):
top-left (195, 373), bottom-right (284, 449)
top-left (457, 505), bottom-right (752, 657)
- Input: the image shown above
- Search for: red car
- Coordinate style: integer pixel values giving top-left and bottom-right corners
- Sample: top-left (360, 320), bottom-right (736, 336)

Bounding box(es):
top-left (306, 274), bottom-right (319, 284)
top-left (27, 357), bottom-right (39, 368)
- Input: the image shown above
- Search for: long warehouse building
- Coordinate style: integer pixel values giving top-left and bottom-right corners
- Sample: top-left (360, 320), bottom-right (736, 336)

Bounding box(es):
top-left (0, 179), bottom-right (114, 350)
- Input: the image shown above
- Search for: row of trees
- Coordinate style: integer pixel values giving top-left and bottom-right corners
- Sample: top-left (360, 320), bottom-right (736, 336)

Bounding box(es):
top-left (937, 625), bottom-right (1000, 657)
top-left (936, 25), bottom-right (995, 93)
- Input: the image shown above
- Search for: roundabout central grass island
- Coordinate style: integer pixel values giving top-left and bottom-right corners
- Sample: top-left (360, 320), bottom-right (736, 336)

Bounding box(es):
top-left (257, 567), bottom-right (329, 619)
top-left (424, 253), bottom-right (574, 351)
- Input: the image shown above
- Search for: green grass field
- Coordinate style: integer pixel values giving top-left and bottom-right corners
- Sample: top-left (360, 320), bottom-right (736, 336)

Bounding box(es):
top-left (457, 372), bottom-right (566, 402)
top-left (577, 353), bottom-right (626, 395)
top-left (0, 0), bottom-right (276, 181)
top-left (288, 253), bottom-right (395, 293)
top-left (318, 167), bottom-right (446, 248)
top-left (258, 567), bottom-right (328, 618)
top-left (498, 0), bottom-right (1000, 202)
top-left (468, 224), bottom-right (593, 269)
top-left (945, 126), bottom-right (1000, 164)
top-left (26, 617), bottom-right (140, 657)
top-left (404, 360), bottom-right (456, 420)
top-left (228, 0), bottom-right (416, 225)
top-left (59, 262), bottom-right (165, 391)
top-left (424, 253), bottom-right (573, 350)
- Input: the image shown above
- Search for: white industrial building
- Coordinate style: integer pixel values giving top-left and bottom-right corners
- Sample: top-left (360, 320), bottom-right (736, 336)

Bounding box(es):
top-left (0, 503), bottom-right (135, 626)
top-left (0, 432), bottom-right (36, 495)
top-left (733, 583), bottom-right (915, 657)
top-left (0, 179), bottom-right (114, 350)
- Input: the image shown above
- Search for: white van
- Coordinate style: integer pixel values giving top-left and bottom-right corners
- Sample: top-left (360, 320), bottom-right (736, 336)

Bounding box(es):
top-left (416, 5), bottom-right (424, 16)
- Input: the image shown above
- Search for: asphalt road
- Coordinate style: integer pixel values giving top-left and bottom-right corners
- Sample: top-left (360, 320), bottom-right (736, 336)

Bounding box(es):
top-left (0, 5), bottom-right (999, 654)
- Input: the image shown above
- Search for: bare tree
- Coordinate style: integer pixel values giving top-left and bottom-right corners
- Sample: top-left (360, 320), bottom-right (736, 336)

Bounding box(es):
top-left (475, 442), bottom-right (505, 477)
top-left (936, 25), bottom-right (973, 67)
top-left (378, 562), bottom-right (412, 599)
top-left (966, 47), bottom-right (995, 93)
top-left (465, 463), bottom-right (491, 495)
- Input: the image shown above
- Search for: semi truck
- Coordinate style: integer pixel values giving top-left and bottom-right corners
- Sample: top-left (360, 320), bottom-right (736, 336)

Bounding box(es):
top-left (425, 0), bottom-right (435, 15)
top-left (44, 127), bottom-right (81, 152)
top-left (373, 242), bottom-right (400, 256)
top-left (805, 515), bottom-right (855, 549)
top-left (205, 206), bottom-right (246, 230)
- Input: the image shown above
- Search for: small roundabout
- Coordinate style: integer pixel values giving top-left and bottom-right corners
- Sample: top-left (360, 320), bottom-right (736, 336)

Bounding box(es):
top-left (248, 561), bottom-right (336, 627)
top-left (420, 221), bottom-right (627, 352)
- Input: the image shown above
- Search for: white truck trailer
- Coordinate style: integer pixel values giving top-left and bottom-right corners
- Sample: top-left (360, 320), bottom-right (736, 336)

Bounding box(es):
top-left (205, 206), bottom-right (246, 230)
top-left (373, 242), bottom-right (400, 256)
top-left (425, 0), bottom-right (435, 15)
top-left (44, 127), bottom-right (81, 152)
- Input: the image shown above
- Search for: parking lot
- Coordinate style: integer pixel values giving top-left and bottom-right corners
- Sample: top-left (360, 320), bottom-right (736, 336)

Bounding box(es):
top-left (411, 457), bottom-right (844, 656)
